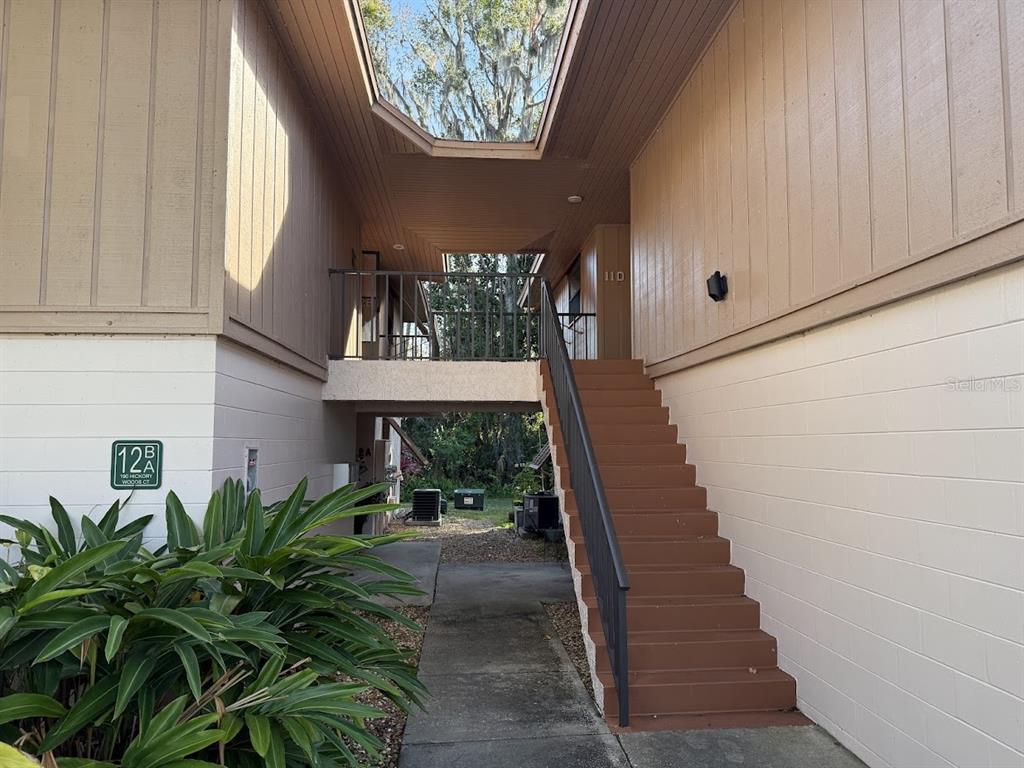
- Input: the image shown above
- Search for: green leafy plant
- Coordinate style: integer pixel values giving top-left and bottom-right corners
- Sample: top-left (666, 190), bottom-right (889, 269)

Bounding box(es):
top-left (0, 479), bottom-right (425, 767)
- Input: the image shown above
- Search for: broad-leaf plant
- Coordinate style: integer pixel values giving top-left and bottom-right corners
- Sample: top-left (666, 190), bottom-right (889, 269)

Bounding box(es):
top-left (0, 479), bottom-right (425, 767)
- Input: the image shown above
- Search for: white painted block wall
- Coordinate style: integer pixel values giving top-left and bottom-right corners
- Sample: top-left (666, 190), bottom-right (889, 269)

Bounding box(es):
top-left (0, 337), bottom-right (218, 547)
top-left (213, 341), bottom-right (353, 504)
top-left (654, 263), bottom-right (1024, 768)
top-left (0, 336), bottom-right (355, 548)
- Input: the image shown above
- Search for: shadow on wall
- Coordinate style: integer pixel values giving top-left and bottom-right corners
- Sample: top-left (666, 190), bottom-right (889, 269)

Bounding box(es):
top-left (222, 0), bottom-right (361, 370)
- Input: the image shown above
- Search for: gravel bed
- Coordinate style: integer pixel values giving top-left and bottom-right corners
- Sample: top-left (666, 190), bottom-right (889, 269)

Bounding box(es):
top-left (544, 601), bottom-right (594, 700)
top-left (350, 606), bottom-right (429, 768)
top-left (387, 515), bottom-right (567, 563)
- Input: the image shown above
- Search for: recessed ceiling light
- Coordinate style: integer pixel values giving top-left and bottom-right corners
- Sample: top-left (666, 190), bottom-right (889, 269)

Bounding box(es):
top-left (393, 243), bottom-right (406, 250)
top-left (567, 195), bottom-right (583, 204)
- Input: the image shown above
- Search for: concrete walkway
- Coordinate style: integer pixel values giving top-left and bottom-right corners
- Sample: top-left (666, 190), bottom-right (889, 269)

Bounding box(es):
top-left (390, 546), bottom-right (865, 768)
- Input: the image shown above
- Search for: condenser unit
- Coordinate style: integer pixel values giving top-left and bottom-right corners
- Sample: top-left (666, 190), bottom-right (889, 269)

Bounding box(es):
top-left (518, 491), bottom-right (561, 533)
top-left (408, 489), bottom-right (442, 526)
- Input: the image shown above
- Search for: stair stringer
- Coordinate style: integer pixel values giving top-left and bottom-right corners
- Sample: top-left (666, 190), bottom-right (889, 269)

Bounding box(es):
top-left (539, 385), bottom-right (609, 715)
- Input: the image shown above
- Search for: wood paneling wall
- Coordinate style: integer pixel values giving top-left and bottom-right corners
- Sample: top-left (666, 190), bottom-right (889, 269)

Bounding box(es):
top-left (630, 0), bottom-right (1024, 367)
top-left (223, 0), bottom-right (359, 371)
top-left (592, 224), bottom-right (631, 359)
top-left (0, 0), bottom-right (225, 332)
top-left (554, 224), bottom-right (631, 359)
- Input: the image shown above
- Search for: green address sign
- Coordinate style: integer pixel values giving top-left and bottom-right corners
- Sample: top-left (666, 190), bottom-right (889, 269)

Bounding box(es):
top-left (110, 440), bottom-right (163, 490)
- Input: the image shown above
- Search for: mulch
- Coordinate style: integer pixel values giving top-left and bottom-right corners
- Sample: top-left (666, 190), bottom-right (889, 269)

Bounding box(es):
top-left (387, 515), bottom-right (567, 564)
top-left (543, 601), bottom-right (595, 700)
top-left (350, 605), bottom-right (429, 768)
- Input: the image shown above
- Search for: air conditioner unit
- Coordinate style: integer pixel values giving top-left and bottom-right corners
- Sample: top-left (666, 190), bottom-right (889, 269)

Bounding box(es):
top-left (518, 491), bottom-right (561, 533)
top-left (408, 488), bottom-right (442, 526)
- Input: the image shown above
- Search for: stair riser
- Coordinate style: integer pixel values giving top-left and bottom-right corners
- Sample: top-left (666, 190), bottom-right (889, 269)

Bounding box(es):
top-left (560, 464), bottom-right (697, 489)
top-left (545, 361), bottom-right (799, 725)
top-left (581, 570), bottom-right (744, 597)
top-left (599, 512), bottom-right (718, 536)
top-left (606, 487), bottom-right (706, 509)
top-left (604, 678), bottom-right (797, 717)
top-left (582, 406), bottom-right (670, 425)
top-left (578, 389), bottom-right (662, 407)
top-left (570, 359), bottom-right (645, 375)
top-left (596, 444), bottom-right (686, 464)
top-left (596, 639), bottom-right (778, 673)
top-left (564, 487), bottom-right (707, 510)
top-left (553, 424), bottom-right (678, 445)
top-left (574, 374), bottom-right (655, 390)
top-left (586, 602), bottom-right (761, 632)
top-left (618, 539), bottom-right (730, 565)
top-left (571, 536), bottom-right (730, 569)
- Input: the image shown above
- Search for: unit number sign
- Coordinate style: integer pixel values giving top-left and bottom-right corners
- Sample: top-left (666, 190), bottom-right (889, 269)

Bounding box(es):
top-left (110, 440), bottom-right (163, 490)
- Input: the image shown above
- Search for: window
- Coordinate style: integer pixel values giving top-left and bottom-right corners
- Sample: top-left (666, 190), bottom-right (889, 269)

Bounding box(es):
top-left (567, 255), bottom-right (581, 316)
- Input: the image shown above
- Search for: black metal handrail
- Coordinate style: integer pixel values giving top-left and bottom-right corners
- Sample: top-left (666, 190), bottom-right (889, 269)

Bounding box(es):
top-left (328, 269), bottom-right (541, 361)
top-left (539, 279), bottom-right (629, 726)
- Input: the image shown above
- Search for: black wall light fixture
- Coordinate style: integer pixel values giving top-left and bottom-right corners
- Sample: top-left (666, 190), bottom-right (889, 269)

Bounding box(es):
top-left (707, 271), bottom-right (728, 302)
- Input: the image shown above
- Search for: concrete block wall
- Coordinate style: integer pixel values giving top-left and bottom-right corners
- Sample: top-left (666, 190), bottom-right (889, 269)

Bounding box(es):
top-left (0, 337), bottom-right (218, 547)
top-left (213, 341), bottom-right (354, 504)
top-left (0, 336), bottom-right (355, 548)
top-left (653, 262), bottom-right (1024, 767)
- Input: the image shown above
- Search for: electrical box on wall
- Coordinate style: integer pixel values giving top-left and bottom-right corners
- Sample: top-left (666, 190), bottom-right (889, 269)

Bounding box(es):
top-left (245, 447), bottom-right (259, 494)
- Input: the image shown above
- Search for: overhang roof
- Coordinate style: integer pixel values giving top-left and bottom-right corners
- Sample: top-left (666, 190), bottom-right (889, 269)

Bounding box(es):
top-left (263, 0), bottom-right (730, 280)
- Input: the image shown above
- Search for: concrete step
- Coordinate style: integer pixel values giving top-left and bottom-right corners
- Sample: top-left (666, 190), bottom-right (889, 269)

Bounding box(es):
top-left (584, 595), bottom-right (761, 631)
top-left (571, 359), bottom-right (645, 375)
top-left (560, 463), bottom-right (696, 489)
top-left (604, 667), bottom-right (797, 718)
top-left (582, 405), bottom-right (670, 425)
top-left (564, 485), bottom-right (708, 511)
top-left (618, 535), bottom-right (731, 565)
top-left (595, 443), bottom-right (686, 465)
top-left (572, 532), bottom-right (729, 569)
top-left (596, 464), bottom-right (697, 488)
top-left (574, 373), bottom-right (655, 390)
top-left (553, 422), bottom-right (678, 446)
top-left (604, 510), bottom-right (718, 536)
top-left (593, 629), bottom-right (779, 673)
top-left (578, 388), bottom-right (663, 408)
top-left (579, 563), bottom-right (744, 598)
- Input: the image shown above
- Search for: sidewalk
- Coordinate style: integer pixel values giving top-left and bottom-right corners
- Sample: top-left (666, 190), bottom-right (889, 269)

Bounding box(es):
top-left (393, 553), bottom-right (865, 768)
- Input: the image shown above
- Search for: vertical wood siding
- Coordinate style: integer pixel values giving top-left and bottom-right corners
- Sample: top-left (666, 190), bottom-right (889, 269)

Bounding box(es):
top-left (223, 0), bottom-right (359, 368)
top-left (630, 0), bottom-right (1024, 365)
top-left (0, 0), bottom-right (223, 316)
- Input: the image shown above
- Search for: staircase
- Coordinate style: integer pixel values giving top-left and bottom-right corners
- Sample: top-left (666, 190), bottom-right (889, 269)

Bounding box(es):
top-left (541, 358), bottom-right (799, 729)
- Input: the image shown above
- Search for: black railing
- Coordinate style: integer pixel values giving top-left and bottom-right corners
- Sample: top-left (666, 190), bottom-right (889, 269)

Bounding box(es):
top-left (540, 280), bottom-right (629, 726)
top-left (329, 269), bottom-right (542, 361)
top-left (557, 312), bottom-right (597, 360)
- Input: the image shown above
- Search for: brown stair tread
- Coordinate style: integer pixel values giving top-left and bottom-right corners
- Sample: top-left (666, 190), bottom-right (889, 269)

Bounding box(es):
top-left (594, 629), bottom-right (777, 645)
top-left (625, 667), bottom-right (793, 687)
top-left (543, 361), bottom-right (797, 724)
top-left (576, 563), bottom-right (741, 577)
top-left (586, 594), bottom-right (758, 608)
top-left (617, 534), bottom-right (725, 542)
top-left (565, 512), bottom-right (716, 518)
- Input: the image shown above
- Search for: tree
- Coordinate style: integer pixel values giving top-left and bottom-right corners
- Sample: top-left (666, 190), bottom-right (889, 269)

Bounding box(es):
top-left (422, 252), bottom-right (538, 360)
top-left (401, 410), bottom-right (546, 498)
top-left (399, 254), bottom-right (547, 499)
top-left (360, 0), bottom-right (571, 141)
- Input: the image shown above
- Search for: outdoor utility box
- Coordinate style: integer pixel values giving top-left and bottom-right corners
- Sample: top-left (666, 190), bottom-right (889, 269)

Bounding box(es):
top-left (409, 489), bottom-right (442, 526)
top-left (453, 488), bottom-right (485, 510)
top-left (519, 492), bottom-right (561, 532)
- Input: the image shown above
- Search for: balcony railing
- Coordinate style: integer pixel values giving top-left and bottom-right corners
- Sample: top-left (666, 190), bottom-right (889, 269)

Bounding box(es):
top-left (329, 269), bottom-right (596, 361)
